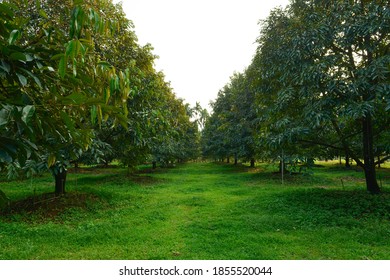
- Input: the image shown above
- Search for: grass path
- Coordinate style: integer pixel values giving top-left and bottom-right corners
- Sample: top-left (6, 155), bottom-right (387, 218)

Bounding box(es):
top-left (0, 162), bottom-right (389, 259)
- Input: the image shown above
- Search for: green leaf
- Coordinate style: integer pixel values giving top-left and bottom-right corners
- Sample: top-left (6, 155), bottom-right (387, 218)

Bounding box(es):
top-left (47, 154), bottom-right (56, 167)
top-left (115, 114), bottom-right (128, 128)
top-left (60, 111), bottom-right (75, 130)
top-left (39, 9), bottom-right (48, 19)
top-left (0, 60), bottom-right (10, 74)
top-left (0, 110), bottom-right (8, 127)
top-left (31, 74), bottom-right (42, 88)
top-left (72, 60), bottom-right (77, 77)
top-left (66, 40), bottom-right (75, 57)
top-left (51, 53), bottom-right (64, 60)
top-left (59, 56), bottom-right (66, 78)
top-left (16, 73), bottom-right (27, 86)
top-left (10, 52), bottom-right (27, 62)
top-left (103, 88), bottom-right (110, 103)
top-left (98, 61), bottom-right (112, 68)
top-left (0, 150), bottom-right (12, 163)
top-left (25, 54), bottom-right (34, 62)
top-left (97, 105), bottom-right (103, 124)
top-left (84, 97), bottom-right (103, 105)
top-left (62, 92), bottom-right (87, 104)
top-left (21, 69), bottom-right (42, 88)
top-left (22, 105), bottom-right (35, 125)
top-left (8, 29), bottom-right (20, 45)
top-left (91, 105), bottom-right (97, 125)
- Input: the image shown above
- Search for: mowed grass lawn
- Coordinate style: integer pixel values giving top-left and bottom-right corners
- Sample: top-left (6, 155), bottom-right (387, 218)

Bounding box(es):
top-left (0, 162), bottom-right (389, 260)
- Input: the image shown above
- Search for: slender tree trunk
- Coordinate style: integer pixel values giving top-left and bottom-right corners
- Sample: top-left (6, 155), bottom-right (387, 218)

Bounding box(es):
top-left (234, 154), bottom-right (238, 165)
top-left (362, 115), bottom-right (380, 194)
top-left (152, 161), bottom-right (157, 169)
top-left (278, 160), bottom-right (286, 173)
top-left (250, 158), bottom-right (255, 168)
top-left (227, 157), bottom-right (230, 164)
top-left (54, 169), bottom-right (67, 196)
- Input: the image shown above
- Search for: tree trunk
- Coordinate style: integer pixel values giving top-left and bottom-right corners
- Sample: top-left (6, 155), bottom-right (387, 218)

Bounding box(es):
top-left (234, 154), bottom-right (238, 165)
top-left (54, 169), bottom-right (67, 196)
top-left (345, 153), bottom-right (351, 168)
top-left (152, 161), bottom-right (157, 169)
top-left (227, 157), bottom-right (230, 163)
top-left (278, 160), bottom-right (286, 173)
top-left (362, 115), bottom-right (380, 194)
top-left (250, 158), bottom-right (255, 168)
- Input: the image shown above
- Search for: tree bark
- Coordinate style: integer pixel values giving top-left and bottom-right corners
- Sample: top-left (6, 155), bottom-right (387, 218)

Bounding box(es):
top-left (54, 169), bottom-right (67, 196)
top-left (152, 161), bottom-right (157, 169)
top-left (362, 115), bottom-right (380, 194)
top-left (345, 153), bottom-right (351, 168)
top-left (250, 158), bottom-right (255, 168)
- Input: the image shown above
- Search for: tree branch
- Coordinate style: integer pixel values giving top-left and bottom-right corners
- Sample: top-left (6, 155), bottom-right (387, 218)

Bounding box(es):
top-left (375, 155), bottom-right (390, 166)
top-left (330, 118), bottom-right (365, 168)
top-left (298, 139), bottom-right (343, 150)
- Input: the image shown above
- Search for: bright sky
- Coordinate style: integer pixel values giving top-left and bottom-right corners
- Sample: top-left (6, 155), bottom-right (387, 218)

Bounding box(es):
top-left (114, 0), bottom-right (290, 111)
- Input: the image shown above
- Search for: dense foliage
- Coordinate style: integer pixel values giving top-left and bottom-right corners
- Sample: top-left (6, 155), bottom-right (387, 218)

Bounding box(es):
top-left (202, 0), bottom-right (390, 194)
top-left (0, 0), bottom-right (201, 198)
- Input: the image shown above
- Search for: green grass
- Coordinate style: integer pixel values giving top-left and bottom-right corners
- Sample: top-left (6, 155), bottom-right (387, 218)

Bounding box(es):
top-left (0, 162), bottom-right (389, 260)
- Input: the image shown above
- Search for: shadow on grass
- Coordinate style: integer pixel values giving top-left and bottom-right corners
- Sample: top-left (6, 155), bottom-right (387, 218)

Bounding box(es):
top-left (239, 188), bottom-right (390, 231)
top-left (0, 191), bottom-right (108, 223)
top-left (69, 171), bottom-right (166, 188)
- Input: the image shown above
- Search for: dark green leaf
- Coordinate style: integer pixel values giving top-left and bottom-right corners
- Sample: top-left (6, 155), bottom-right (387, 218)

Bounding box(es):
top-left (59, 56), bottom-right (66, 78)
top-left (8, 29), bottom-right (20, 45)
top-left (16, 73), bottom-right (27, 86)
top-left (22, 105), bottom-right (35, 125)
top-left (91, 105), bottom-right (97, 125)
top-left (0, 60), bottom-right (10, 74)
top-left (0, 150), bottom-right (12, 163)
top-left (66, 40), bottom-right (75, 57)
top-left (62, 92), bottom-right (87, 105)
top-left (10, 52), bottom-right (26, 62)
top-left (21, 69), bottom-right (42, 88)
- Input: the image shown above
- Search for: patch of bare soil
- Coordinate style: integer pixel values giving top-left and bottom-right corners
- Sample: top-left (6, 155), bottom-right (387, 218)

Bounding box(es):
top-left (0, 192), bottom-right (101, 222)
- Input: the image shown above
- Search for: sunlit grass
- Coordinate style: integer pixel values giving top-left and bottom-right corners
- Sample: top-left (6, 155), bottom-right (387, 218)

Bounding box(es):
top-left (0, 162), bottom-right (389, 259)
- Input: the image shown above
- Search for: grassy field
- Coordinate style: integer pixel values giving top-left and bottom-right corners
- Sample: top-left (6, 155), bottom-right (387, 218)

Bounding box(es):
top-left (0, 161), bottom-right (389, 260)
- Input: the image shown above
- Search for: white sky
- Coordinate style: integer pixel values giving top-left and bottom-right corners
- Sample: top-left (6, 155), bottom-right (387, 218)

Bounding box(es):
top-left (114, 0), bottom-right (290, 111)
